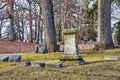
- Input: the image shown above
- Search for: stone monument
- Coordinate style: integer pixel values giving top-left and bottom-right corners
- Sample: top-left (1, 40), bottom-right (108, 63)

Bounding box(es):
top-left (60, 29), bottom-right (85, 65)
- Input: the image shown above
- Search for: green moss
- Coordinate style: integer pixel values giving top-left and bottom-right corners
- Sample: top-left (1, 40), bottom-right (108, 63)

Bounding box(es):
top-left (62, 29), bottom-right (78, 34)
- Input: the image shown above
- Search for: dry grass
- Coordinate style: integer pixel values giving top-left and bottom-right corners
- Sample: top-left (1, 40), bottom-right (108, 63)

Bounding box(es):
top-left (0, 48), bottom-right (120, 80)
top-left (22, 52), bottom-right (63, 62)
top-left (0, 61), bottom-right (120, 80)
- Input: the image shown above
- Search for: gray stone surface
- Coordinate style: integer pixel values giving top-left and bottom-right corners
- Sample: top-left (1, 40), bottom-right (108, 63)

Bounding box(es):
top-left (104, 56), bottom-right (117, 60)
top-left (17, 61), bottom-right (31, 66)
top-left (46, 63), bottom-right (62, 68)
top-left (104, 56), bottom-right (120, 60)
top-left (62, 29), bottom-right (79, 56)
top-left (64, 34), bottom-right (78, 55)
top-left (9, 55), bottom-right (21, 62)
top-left (104, 56), bottom-right (120, 61)
top-left (59, 47), bottom-right (64, 52)
top-left (117, 56), bottom-right (120, 60)
top-left (31, 62), bottom-right (45, 68)
top-left (0, 56), bottom-right (9, 62)
top-left (60, 29), bottom-right (84, 65)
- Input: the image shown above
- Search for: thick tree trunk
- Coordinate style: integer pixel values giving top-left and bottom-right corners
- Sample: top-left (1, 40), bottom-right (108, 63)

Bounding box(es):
top-left (97, 0), bottom-right (114, 49)
top-left (45, 0), bottom-right (58, 52)
top-left (97, 0), bottom-right (104, 49)
top-left (41, 0), bottom-right (58, 52)
top-left (104, 0), bottom-right (114, 49)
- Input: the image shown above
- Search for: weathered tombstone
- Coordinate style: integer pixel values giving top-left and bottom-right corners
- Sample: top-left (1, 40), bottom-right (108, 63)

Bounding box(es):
top-left (0, 56), bottom-right (9, 62)
top-left (60, 29), bottom-right (85, 65)
top-left (31, 62), bottom-right (45, 68)
top-left (46, 63), bottom-right (62, 68)
top-left (17, 61), bottom-right (31, 66)
top-left (104, 56), bottom-right (120, 61)
top-left (9, 55), bottom-right (21, 62)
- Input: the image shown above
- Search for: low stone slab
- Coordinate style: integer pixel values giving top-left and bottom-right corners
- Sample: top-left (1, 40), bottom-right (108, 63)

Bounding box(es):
top-left (104, 56), bottom-right (120, 61)
top-left (117, 56), bottom-right (120, 60)
top-left (0, 56), bottom-right (9, 62)
top-left (17, 61), bottom-right (31, 66)
top-left (9, 55), bottom-right (21, 62)
top-left (46, 63), bottom-right (62, 68)
top-left (31, 62), bottom-right (45, 68)
top-left (60, 55), bottom-right (83, 61)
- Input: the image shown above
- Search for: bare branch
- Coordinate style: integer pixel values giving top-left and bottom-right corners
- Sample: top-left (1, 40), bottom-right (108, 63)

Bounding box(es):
top-left (0, 3), bottom-right (10, 9)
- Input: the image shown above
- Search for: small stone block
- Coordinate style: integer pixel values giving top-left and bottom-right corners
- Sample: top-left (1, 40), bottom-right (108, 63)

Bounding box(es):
top-left (59, 47), bottom-right (64, 52)
top-left (31, 62), bottom-right (45, 68)
top-left (9, 55), bottom-right (21, 62)
top-left (0, 56), bottom-right (9, 62)
top-left (104, 56), bottom-right (117, 60)
top-left (117, 56), bottom-right (120, 60)
top-left (46, 63), bottom-right (62, 68)
top-left (17, 61), bottom-right (31, 66)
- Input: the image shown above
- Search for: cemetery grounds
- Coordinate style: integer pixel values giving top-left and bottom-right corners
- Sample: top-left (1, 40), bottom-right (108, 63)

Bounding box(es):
top-left (0, 49), bottom-right (120, 80)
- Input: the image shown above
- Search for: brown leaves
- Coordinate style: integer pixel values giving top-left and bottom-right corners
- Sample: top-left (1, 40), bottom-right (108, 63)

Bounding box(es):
top-left (0, 39), bottom-right (35, 53)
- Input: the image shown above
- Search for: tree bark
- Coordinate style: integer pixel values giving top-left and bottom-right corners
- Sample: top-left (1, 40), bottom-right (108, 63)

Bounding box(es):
top-left (28, 0), bottom-right (33, 43)
top-left (41, 0), bottom-right (58, 52)
top-left (97, 0), bottom-right (114, 49)
top-left (21, 17), bottom-right (24, 41)
top-left (9, 0), bottom-right (15, 41)
top-left (35, 16), bottom-right (40, 53)
top-left (0, 20), bottom-right (2, 38)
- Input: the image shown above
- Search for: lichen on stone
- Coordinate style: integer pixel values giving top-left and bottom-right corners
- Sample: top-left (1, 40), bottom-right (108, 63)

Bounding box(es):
top-left (62, 29), bottom-right (78, 34)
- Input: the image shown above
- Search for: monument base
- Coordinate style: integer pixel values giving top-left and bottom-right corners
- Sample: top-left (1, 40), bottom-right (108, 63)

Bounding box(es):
top-left (60, 55), bottom-right (85, 66)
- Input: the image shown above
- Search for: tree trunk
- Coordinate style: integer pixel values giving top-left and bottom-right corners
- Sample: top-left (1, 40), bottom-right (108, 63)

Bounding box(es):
top-left (35, 18), bottom-right (40, 53)
top-left (34, 2), bottom-right (37, 41)
top-left (0, 20), bottom-right (2, 38)
top-left (41, 0), bottom-right (58, 52)
top-left (9, 0), bottom-right (15, 41)
top-left (21, 11), bottom-right (24, 41)
top-left (97, 0), bottom-right (114, 49)
top-left (34, 18), bottom-right (37, 41)
top-left (21, 18), bottom-right (24, 41)
top-left (28, 0), bottom-right (33, 43)
top-left (16, 17), bottom-right (21, 41)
